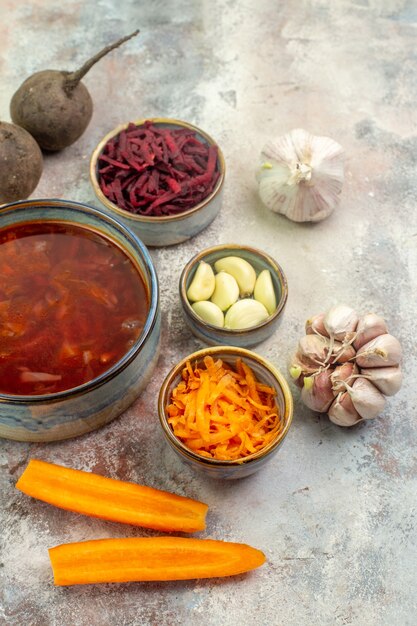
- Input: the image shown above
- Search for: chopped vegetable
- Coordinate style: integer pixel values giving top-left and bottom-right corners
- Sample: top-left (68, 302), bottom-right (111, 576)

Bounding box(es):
top-left (49, 537), bottom-right (266, 585)
top-left (16, 459), bottom-right (208, 533)
top-left (167, 356), bottom-right (282, 460)
top-left (97, 121), bottom-right (220, 216)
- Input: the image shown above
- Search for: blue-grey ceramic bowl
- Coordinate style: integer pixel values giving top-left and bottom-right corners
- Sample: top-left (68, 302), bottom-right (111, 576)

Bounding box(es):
top-left (90, 118), bottom-right (225, 247)
top-left (179, 244), bottom-right (288, 348)
top-left (158, 346), bottom-right (293, 479)
top-left (0, 199), bottom-right (160, 442)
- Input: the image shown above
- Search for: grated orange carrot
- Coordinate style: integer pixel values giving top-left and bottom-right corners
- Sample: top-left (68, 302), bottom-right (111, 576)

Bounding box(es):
top-left (167, 356), bottom-right (282, 461)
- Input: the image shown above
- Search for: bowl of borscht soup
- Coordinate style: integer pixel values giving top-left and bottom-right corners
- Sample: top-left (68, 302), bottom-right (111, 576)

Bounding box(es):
top-left (0, 199), bottom-right (160, 441)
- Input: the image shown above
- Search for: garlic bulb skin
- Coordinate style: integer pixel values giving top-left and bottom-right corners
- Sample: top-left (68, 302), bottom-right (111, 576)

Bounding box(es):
top-left (346, 378), bottom-right (386, 420)
top-left (356, 334), bottom-right (402, 368)
top-left (360, 366), bottom-right (403, 397)
top-left (324, 304), bottom-right (359, 342)
top-left (328, 393), bottom-right (362, 427)
top-left (301, 370), bottom-right (334, 412)
top-left (289, 353), bottom-right (320, 381)
top-left (297, 334), bottom-right (331, 367)
top-left (330, 362), bottom-right (358, 394)
top-left (330, 340), bottom-right (356, 364)
top-left (291, 305), bottom-right (403, 428)
top-left (305, 313), bottom-right (329, 337)
top-left (353, 313), bottom-right (388, 350)
top-left (257, 128), bottom-right (344, 222)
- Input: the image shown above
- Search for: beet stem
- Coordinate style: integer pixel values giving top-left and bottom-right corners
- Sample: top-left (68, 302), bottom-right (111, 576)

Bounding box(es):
top-left (64, 30), bottom-right (139, 94)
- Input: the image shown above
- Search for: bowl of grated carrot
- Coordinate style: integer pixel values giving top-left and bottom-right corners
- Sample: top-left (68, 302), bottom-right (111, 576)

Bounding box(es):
top-left (158, 346), bottom-right (293, 479)
top-left (90, 118), bottom-right (225, 247)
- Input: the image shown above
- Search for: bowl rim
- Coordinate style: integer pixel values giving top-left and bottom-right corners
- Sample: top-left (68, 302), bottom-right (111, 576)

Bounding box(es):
top-left (0, 198), bottom-right (159, 404)
top-left (158, 345), bottom-right (294, 467)
top-left (179, 244), bottom-right (288, 336)
top-left (90, 117), bottom-right (226, 223)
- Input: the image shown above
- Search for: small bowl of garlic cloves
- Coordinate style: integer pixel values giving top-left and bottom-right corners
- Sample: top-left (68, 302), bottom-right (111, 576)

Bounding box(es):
top-left (179, 244), bottom-right (288, 348)
top-left (290, 304), bottom-right (403, 427)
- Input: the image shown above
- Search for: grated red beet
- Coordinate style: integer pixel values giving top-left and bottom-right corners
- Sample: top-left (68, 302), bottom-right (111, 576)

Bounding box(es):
top-left (97, 121), bottom-right (220, 216)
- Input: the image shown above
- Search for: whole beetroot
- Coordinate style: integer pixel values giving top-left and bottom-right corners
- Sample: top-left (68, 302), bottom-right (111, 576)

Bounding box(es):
top-left (0, 121), bottom-right (43, 203)
top-left (10, 30), bottom-right (139, 151)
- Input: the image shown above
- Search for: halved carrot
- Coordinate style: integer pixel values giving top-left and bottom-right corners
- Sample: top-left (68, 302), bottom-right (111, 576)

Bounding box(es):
top-left (16, 459), bottom-right (207, 533)
top-left (49, 537), bottom-right (266, 585)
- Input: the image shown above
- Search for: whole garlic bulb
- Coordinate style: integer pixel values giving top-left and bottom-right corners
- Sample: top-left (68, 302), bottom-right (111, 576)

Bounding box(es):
top-left (256, 129), bottom-right (344, 222)
top-left (289, 306), bottom-right (403, 427)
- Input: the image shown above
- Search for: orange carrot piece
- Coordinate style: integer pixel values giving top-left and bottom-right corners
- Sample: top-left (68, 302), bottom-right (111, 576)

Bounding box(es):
top-left (16, 459), bottom-right (208, 533)
top-left (196, 369), bottom-right (210, 441)
top-left (48, 537), bottom-right (266, 585)
top-left (240, 359), bottom-right (262, 404)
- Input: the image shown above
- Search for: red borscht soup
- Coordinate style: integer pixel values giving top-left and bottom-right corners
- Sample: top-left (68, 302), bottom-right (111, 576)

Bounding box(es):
top-left (0, 222), bottom-right (148, 395)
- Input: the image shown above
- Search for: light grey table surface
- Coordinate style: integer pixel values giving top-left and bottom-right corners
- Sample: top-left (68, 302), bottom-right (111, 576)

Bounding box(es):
top-left (1, 1), bottom-right (416, 625)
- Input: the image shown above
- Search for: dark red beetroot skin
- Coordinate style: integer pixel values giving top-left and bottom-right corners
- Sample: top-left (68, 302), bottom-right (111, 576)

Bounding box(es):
top-left (0, 121), bottom-right (43, 203)
top-left (10, 31), bottom-right (139, 152)
top-left (97, 122), bottom-right (220, 217)
top-left (10, 71), bottom-right (93, 152)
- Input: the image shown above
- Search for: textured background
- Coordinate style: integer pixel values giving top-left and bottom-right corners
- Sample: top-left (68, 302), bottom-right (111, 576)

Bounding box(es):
top-left (1, 1), bottom-right (416, 625)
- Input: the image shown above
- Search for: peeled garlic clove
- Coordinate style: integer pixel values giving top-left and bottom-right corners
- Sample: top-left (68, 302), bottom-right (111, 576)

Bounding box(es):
top-left (345, 378), bottom-right (386, 420)
top-left (353, 313), bottom-right (388, 350)
top-left (298, 334), bottom-right (330, 367)
top-left (253, 270), bottom-right (276, 315)
top-left (187, 261), bottom-right (215, 302)
top-left (191, 301), bottom-right (224, 328)
top-left (324, 304), bottom-right (359, 342)
top-left (305, 313), bottom-right (329, 337)
top-left (224, 298), bottom-right (269, 330)
top-left (360, 366), bottom-right (403, 396)
top-left (256, 128), bottom-right (344, 223)
top-left (301, 370), bottom-right (334, 412)
top-left (356, 333), bottom-right (402, 368)
top-left (328, 392), bottom-right (362, 427)
top-left (330, 362), bottom-right (358, 394)
top-left (213, 256), bottom-right (256, 297)
top-left (210, 271), bottom-right (239, 311)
